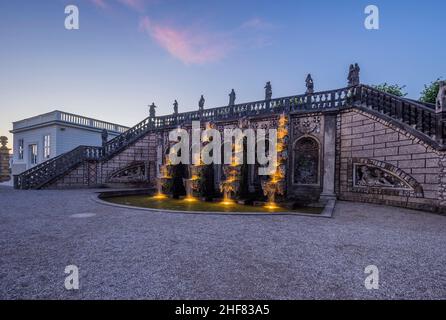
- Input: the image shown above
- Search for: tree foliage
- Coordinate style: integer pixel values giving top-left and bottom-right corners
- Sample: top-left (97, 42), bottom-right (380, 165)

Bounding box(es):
top-left (420, 78), bottom-right (442, 104)
top-left (372, 83), bottom-right (407, 97)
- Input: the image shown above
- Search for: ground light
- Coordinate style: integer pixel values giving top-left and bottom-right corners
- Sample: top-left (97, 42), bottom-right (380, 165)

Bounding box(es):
top-left (264, 202), bottom-right (280, 210)
top-left (152, 193), bottom-right (167, 200)
top-left (105, 195), bottom-right (323, 214)
top-left (221, 199), bottom-right (235, 206)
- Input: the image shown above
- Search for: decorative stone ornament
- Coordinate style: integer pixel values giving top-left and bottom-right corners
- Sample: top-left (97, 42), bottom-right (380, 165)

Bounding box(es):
top-left (436, 81), bottom-right (446, 113)
top-left (0, 136), bottom-right (11, 182)
top-left (264, 82), bottom-right (272, 101)
top-left (199, 95), bottom-right (205, 111)
top-left (294, 116), bottom-right (321, 135)
top-left (149, 103), bottom-right (157, 118)
top-left (305, 74), bottom-right (314, 94)
top-left (347, 63), bottom-right (360, 86)
top-left (228, 89), bottom-right (236, 106)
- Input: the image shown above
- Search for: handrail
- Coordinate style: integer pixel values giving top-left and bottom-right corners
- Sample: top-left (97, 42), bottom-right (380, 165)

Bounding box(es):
top-left (357, 85), bottom-right (442, 142)
top-left (14, 145), bottom-right (103, 189)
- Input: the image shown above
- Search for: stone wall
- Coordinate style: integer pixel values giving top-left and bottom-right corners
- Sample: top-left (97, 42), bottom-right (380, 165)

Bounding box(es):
top-left (42, 107), bottom-right (446, 212)
top-left (46, 133), bottom-right (158, 189)
top-left (337, 108), bottom-right (443, 212)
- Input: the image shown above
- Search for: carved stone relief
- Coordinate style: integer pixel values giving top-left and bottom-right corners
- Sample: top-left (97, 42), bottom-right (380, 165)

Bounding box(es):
top-left (354, 164), bottom-right (410, 189)
top-left (108, 162), bottom-right (147, 183)
top-left (293, 116), bottom-right (321, 135)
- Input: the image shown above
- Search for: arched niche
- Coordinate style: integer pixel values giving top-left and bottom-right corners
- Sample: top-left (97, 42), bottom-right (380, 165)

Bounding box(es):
top-left (292, 136), bottom-right (321, 186)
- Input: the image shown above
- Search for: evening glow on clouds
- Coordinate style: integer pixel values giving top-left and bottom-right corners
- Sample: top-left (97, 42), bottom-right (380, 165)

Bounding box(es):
top-left (90, 0), bottom-right (147, 11)
top-left (139, 17), bottom-right (233, 65)
top-left (1, 1), bottom-right (445, 149)
top-left (89, 0), bottom-right (269, 64)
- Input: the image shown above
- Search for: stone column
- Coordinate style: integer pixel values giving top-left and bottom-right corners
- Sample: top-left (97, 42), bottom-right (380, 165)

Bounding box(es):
top-left (320, 113), bottom-right (337, 203)
top-left (0, 136), bottom-right (11, 182)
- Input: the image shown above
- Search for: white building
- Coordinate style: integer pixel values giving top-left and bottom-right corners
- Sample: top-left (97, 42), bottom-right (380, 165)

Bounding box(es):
top-left (10, 110), bottom-right (129, 175)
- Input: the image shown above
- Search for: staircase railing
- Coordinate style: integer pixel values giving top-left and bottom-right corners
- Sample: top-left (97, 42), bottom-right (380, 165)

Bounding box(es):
top-left (356, 85), bottom-right (444, 145)
top-left (14, 146), bottom-right (103, 189)
top-left (14, 84), bottom-right (446, 189)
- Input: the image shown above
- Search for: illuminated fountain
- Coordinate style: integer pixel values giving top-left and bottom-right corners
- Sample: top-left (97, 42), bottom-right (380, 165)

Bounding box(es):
top-left (219, 142), bottom-right (242, 205)
top-left (182, 143), bottom-right (203, 202)
top-left (155, 155), bottom-right (172, 199)
top-left (183, 165), bottom-right (201, 202)
top-left (261, 113), bottom-right (289, 209)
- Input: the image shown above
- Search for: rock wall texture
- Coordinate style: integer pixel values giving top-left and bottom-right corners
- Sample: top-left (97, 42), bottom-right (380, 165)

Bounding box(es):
top-left (337, 108), bottom-right (443, 212)
top-left (45, 107), bottom-right (446, 213)
top-left (47, 133), bottom-right (158, 189)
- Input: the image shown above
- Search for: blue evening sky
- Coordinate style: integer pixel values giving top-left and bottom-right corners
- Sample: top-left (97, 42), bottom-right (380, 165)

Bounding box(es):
top-left (0, 0), bottom-right (445, 146)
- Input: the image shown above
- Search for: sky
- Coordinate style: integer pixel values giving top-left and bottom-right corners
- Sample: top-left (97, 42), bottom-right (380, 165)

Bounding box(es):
top-left (0, 0), bottom-right (445, 149)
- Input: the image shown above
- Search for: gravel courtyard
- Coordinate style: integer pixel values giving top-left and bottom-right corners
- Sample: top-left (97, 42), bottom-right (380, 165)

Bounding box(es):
top-left (0, 186), bottom-right (445, 300)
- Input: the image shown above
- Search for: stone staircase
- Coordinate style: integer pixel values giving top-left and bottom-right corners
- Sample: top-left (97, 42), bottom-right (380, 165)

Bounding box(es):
top-left (14, 84), bottom-right (444, 189)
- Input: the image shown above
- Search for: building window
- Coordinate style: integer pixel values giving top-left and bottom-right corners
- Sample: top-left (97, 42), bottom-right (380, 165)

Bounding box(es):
top-left (44, 135), bottom-right (51, 159)
top-left (29, 144), bottom-right (38, 165)
top-left (18, 139), bottom-right (24, 160)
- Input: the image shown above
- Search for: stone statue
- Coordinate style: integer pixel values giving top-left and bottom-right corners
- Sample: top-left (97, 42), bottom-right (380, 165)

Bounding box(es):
top-left (199, 95), bottom-right (205, 111)
top-left (347, 64), bottom-right (354, 85)
top-left (0, 136), bottom-right (10, 182)
top-left (348, 63), bottom-right (360, 86)
top-left (173, 100), bottom-right (179, 115)
top-left (0, 136), bottom-right (7, 148)
top-left (265, 81), bottom-right (272, 101)
top-left (354, 63), bottom-right (360, 83)
top-left (101, 129), bottom-right (108, 147)
top-left (149, 102), bottom-right (157, 118)
top-left (436, 81), bottom-right (446, 113)
top-left (305, 74), bottom-right (314, 94)
top-left (228, 89), bottom-right (236, 106)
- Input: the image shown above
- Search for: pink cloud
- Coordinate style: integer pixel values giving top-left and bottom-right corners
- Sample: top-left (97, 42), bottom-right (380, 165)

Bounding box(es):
top-left (118, 0), bottom-right (146, 11)
top-left (89, 0), bottom-right (150, 11)
top-left (90, 0), bottom-right (108, 9)
top-left (241, 18), bottom-right (275, 30)
top-left (139, 17), bottom-right (232, 65)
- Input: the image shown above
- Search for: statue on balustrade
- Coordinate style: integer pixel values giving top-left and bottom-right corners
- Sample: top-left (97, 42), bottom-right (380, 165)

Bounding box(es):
top-left (229, 89), bottom-right (236, 106)
top-left (199, 95), bottom-right (205, 112)
top-left (101, 129), bottom-right (108, 147)
top-left (305, 74), bottom-right (314, 94)
top-left (149, 102), bottom-right (157, 118)
top-left (0, 136), bottom-right (11, 182)
top-left (348, 63), bottom-right (360, 86)
top-left (436, 81), bottom-right (446, 113)
top-left (265, 82), bottom-right (272, 101)
top-left (173, 100), bottom-right (179, 115)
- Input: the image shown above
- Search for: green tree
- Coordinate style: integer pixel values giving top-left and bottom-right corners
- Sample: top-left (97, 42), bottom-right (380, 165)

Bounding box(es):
top-left (420, 78), bottom-right (442, 104)
top-left (372, 83), bottom-right (407, 97)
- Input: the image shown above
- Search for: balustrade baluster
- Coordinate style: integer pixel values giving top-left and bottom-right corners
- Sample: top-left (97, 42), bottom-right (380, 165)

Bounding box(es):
top-left (416, 109), bottom-right (423, 131)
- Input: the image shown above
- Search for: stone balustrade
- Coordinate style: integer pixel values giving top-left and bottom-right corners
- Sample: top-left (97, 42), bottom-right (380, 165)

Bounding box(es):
top-left (12, 110), bottom-right (129, 134)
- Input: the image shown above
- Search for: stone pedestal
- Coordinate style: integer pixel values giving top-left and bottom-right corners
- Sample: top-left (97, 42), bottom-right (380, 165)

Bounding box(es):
top-left (320, 114), bottom-right (337, 203)
top-left (0, 136), bottom-right (11, 182)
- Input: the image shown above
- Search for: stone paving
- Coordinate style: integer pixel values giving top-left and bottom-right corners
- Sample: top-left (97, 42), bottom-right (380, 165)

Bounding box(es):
top-left (0, 186), bottom-right (445, 299)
